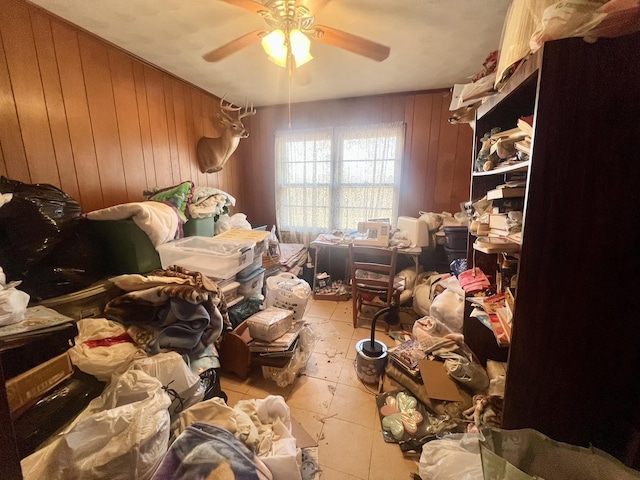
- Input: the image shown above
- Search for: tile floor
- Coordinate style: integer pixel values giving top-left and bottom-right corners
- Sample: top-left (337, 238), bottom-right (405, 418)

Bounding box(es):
top-left (219, 297), bottom-right (420, 480)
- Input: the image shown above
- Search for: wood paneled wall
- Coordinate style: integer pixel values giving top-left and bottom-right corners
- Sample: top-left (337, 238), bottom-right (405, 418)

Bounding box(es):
top-left (0, 0), bottom-right (243, 213)
top-left (237, 92), bottom-right (473, 229)
top-left (0, 0), bottom-right (472, 227)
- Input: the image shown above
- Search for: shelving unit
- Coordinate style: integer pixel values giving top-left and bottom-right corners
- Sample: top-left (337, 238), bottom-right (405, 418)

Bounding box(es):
top-left (463, 32), bottom-right (640, 467)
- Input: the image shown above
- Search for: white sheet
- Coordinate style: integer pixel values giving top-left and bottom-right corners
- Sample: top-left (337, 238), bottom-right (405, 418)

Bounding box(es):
top-left (85, 201), bottom-right (179, 247)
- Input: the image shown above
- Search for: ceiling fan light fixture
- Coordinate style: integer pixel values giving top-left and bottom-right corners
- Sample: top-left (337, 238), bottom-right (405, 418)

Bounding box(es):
top-left (261, 28), bottom-right (287, 62)
top-left (289, 29), bottom-right (312, 66)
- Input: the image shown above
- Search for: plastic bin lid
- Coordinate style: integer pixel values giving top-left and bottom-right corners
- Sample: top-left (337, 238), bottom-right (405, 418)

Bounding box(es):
top-left (237, 267), bottom-right (265, 282)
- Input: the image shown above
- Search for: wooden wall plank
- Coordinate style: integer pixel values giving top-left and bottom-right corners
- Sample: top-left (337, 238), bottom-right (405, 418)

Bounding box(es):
top-left (0, 31), bottom-right (29, 182)
top-left (190, 89), bottom-right (208, 188)
top-left (132, 62), bottom-right (157, 189)
top-left (30, 10), bottom-right (79, 200)
top-left (433, 92), bottom-right (460, 213)
top-left (144, 65), bottom-right (172, 188)
top-left (182, 84), bottom-right (200, 183)
top-left (79, 34), bottom-right (126, 207)
top-left (0, 142), bottom-right (6, 178)
top-left (109, 49), bottom-right (147, 202)
top-left (50, 20), bottom-right (103, 211)
top-left (171, 79), bottom-right (191, 185)
top-left (0, 0), bottom-right (58, 185)
top-left (163, 75), bottom-right (180, 183)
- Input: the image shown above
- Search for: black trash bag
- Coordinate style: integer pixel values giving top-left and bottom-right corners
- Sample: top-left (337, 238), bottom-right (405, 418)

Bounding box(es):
top-left (0, 177), bottom-right (109, 300)
top-left (16, 220), bottom-right (111, 302)
top-left (0, 176), bottom-right (82, 271)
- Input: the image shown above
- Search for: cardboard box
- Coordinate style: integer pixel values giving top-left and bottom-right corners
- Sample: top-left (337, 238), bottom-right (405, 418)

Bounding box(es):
top-left (5, 352), bottom-right (73, 417)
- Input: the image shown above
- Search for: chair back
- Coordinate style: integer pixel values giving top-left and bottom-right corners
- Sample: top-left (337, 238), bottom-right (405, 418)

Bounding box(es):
top-left (348, 244), bottom-right (399, 306)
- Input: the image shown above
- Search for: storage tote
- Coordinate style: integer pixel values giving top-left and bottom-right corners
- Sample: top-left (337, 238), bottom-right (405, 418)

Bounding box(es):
top-left (237, 267), bottom-right (265, 298)
top-left (156, 236), bottom-right (255, 280)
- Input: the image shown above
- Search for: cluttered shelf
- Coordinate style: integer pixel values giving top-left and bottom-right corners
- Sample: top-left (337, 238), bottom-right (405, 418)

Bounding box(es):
top-left (472, 159), bottom-right (530, 177)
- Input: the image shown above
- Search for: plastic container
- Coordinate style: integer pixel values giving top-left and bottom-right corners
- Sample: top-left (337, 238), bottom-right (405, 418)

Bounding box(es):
top-left (246, 307), bottom-right (293, 342)
top-left (37, 279), bottom-right (123, 320)
top-left (443, 226), bottom-right (468, 250)
top-left (220, 281), bottom-right (240, 304)
top-left (355, 339), bottom-right (388, 384)
top-left (444, 246), bottom-right (467, 264)
top-left (156, 236), bottom-right (255, 280)
top-left (265, 272), bottom-right (311, 320)
top-left (183, 217), bottom-right (215, 237)
top-left (237, 267), bottom-right (265, 298)
top-left (87, 219), bottom-right (162, 274)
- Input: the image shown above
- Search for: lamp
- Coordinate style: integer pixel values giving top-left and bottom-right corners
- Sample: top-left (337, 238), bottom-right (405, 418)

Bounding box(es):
top-left (361, 301), bottom-right (400, 357)
top-left (261, 28), bottom-right (312, 68)
top-left (354, 302), bottom-right (400, 384)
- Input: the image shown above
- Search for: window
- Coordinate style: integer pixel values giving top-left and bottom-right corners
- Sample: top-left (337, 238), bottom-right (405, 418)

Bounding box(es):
top-left (275, 122), bottom-right (405, 237)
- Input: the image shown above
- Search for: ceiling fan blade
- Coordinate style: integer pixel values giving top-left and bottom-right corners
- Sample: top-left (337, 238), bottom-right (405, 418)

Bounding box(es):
top-left (310, 25), bottom-right (390, 62)
top-left (202, 30), bottom-right (266, 62)
top-left (219, 0), bottom-right (272, 15)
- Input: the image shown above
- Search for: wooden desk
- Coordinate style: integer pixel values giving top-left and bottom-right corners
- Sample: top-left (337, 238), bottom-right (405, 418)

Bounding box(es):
top-left (310, 238), bottom-right (422, 295)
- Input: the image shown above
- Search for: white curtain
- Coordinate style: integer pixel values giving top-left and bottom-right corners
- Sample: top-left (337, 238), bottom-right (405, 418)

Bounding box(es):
top-left (275, 122), bottom-right (405, 244)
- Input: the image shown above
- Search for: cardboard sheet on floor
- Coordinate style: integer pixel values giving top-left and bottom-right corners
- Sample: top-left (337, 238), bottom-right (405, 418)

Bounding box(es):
top-left (418, 359), bottom-right (462, 402)
top-left (291, 416), bottom-right (317, 448)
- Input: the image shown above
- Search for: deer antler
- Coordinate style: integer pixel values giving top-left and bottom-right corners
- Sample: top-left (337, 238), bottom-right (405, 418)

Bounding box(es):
top-left (238, 98), bottom-right (257, 120)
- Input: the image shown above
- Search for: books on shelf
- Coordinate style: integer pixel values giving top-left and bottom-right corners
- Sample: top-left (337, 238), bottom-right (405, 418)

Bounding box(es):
top-left (474, 236), bottom-right (520, 254)
top-left (517, 115), bottom-right (534, 136)
top-left (514, 137), bottom-right (532, 155)
top-left (486, 186), bottom-right (526, 200)
top-left (489, 213), bottom-right (510, 231)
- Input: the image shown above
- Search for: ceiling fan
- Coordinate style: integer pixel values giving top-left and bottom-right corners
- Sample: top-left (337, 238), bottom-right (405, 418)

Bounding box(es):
top-left (203, 0), bottom-right (391, 68)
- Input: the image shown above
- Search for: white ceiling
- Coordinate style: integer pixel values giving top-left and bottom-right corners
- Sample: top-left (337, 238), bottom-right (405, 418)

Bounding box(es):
top-left (29, 0), bottom-right (512, 107)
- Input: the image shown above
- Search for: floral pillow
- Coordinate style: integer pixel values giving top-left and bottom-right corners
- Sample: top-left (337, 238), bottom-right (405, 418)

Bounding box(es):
top-left (145, 181), bottom-right (194, 222)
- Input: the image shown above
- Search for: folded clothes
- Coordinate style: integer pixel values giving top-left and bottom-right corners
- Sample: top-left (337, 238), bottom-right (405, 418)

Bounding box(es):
top-left (105, 266), bottom-right (229, 356)
top-left (147, 298), bottom-right (211, 355)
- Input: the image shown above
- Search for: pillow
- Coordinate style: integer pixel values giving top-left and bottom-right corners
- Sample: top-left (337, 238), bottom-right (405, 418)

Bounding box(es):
top-left (145, 181), bottom-right (193, 222)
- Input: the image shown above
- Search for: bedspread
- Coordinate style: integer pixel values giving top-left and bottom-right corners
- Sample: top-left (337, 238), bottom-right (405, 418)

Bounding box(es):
top-left (85, 201), bottom-right (179, 247)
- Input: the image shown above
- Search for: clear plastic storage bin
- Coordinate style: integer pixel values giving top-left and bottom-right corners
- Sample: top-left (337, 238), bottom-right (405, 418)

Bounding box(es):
top-left (237, 267), bottom-right (265, 298)
top-left (156, 236), bottom-right (255, 280)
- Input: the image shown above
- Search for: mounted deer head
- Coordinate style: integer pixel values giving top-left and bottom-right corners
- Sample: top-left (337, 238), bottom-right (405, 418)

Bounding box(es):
top-left (197, 95), bottom-right (256, 173)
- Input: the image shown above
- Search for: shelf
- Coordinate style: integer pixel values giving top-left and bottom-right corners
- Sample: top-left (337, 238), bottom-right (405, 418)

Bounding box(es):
top-left (477, 50), bottom-right (542, 119)
top-left (473, 160), bottom-right (530, 177)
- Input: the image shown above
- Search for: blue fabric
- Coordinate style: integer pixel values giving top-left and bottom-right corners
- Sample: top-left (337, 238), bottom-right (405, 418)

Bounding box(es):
top-left (151, 422), bottom-right (273, 480)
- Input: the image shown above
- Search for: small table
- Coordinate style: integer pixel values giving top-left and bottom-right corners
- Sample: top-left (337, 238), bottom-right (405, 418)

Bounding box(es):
top-left (310, 235), bottom-right (422, 296)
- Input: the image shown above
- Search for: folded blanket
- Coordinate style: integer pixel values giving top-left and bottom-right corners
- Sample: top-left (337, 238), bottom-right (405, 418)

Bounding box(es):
top-left (85, 201), bottom-right (179, 247)
top-left (105, 266), bottom-right (230, 356)
top-left (189, 186), bottom-right (236, 220)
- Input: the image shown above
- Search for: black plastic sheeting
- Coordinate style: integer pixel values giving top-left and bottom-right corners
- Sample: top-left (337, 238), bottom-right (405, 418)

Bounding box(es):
top-left (0, 176), bottom-right (108, 301)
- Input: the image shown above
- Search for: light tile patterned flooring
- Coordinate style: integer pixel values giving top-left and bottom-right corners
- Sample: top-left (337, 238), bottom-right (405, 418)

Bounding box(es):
top-left (220, 298), bottom-right (419, 480)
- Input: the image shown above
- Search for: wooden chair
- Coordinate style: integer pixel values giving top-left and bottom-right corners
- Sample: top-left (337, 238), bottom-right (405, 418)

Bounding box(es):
top-left (348, 244), bottom-right (405, 329)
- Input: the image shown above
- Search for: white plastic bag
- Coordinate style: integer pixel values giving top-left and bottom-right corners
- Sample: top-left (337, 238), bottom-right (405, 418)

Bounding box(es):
top-left (128, 351), bottom-right (204, 421)
top-left (419, 433), bottom-right (483, 480)
top-left (68, 318), bottom-right (146, 381)
top-left (429, 289), bottom-right (465, 333)
top-left (0, 267), bottom-right (30, 326)
top-left (21, 370), bottom-right (172, 480)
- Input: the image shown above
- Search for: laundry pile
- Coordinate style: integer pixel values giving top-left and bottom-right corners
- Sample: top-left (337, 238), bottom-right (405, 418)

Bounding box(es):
top-left (17, 266), bottom-right (309, 480)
